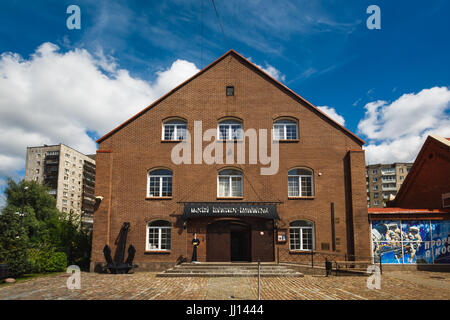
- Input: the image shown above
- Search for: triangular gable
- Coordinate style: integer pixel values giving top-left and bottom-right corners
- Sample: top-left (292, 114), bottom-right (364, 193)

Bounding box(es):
top-left (392, 134), bottom-right (450, 207)
top-left (97, 50), bottom-right (365, 145)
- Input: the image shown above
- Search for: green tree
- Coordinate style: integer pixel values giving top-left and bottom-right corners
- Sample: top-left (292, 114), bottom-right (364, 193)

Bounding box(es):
top-left (0, 178), bottom-right (92, 276)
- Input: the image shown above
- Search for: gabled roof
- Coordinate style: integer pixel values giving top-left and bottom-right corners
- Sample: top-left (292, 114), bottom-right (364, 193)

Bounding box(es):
top-left (391, 134), bottom-right (450, 206)
top-left (97, 49), bottom-right (365, 145)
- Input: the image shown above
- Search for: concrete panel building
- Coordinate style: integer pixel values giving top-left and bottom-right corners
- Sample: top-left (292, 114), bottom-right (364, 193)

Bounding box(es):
top-left (25, 144), bottom-right (96, 229)
top-left (366, 163), bottom-right (413, 208)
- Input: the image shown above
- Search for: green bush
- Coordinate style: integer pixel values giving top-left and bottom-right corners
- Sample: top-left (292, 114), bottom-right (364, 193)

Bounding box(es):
top-left (0, 248), bottom-right (32, 277)
top-left (28, 247), bottom-right (67, 273)
top-left (45, 252), bottom-right (67, 272)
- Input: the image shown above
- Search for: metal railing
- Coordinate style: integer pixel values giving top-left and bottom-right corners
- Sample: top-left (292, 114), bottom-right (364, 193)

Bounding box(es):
top-left (276, 247), bottom-right (382, 275)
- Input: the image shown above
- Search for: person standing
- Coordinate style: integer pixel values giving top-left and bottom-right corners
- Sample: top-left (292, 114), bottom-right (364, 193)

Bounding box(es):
top-left (192, 233), bottom-right (200, 263)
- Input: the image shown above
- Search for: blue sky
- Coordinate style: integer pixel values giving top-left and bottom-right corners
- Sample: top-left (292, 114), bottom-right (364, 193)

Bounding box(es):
top-left (0, 0), bottom-right (449, 204)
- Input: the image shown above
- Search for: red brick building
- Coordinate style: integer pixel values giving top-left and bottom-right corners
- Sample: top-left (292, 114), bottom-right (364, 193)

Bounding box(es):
top-left (91, 50), bottom-right (371, 271)
top-left (369, 135), bottom-right (450, 265)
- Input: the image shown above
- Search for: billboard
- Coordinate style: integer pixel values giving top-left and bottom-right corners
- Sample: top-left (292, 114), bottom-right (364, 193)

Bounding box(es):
top-left (371, 220), bottom-right (450, 264)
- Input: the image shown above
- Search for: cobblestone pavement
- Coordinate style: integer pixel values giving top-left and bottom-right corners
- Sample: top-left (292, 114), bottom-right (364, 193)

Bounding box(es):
top-left (0, 271), bottom-right (449, 300)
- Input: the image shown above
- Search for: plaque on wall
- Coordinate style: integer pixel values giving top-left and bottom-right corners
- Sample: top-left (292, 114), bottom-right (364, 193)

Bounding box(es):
top-left (277, 229), bottom-right (287, 243)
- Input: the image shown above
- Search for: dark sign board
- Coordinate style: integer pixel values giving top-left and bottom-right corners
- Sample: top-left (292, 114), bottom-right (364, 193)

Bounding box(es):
top-left (182, 203), bottom-right (279, 220)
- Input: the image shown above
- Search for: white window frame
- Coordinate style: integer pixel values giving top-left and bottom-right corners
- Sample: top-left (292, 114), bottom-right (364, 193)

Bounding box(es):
top-left (273, 120), bottom-right (298, 140)
top-left (288, 169), bottom-right (314, 197)
top-left (217, 170), bottom-right (243, 197)
top-left (217, 120), bottom-right (243, 141)
top-left (146, 222), bottom-right (172, 251)
top-left (162, 121), bottom-right (187, 141)
top-left (147, 171), bottom-right (173, 198)
top-left (289, 222), bottom-right (315, 251)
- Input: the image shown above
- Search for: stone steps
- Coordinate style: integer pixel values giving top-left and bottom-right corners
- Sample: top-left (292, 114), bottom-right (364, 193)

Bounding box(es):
top-left (156, 263), bottom-right (304, 277)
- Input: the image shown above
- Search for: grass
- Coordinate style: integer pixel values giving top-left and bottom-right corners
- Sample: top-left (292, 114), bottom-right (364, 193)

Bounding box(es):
top-left (0, 272), bottom-right (63, 287)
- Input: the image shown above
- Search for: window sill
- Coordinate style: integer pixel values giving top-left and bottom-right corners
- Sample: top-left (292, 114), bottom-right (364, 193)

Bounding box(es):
top-left (145, 197), bottom-right (172, 200)
top-left (289, 250), bottom-right (313, 254)
top-left (161, 140), bottom-right (185, 143)
top-left (216, 197), bottom-right (244, 200)
top-left (288, 196), bottom-right (315, 200)
top-left (216, 140), bottom-right (243, 143)
top-left (145, 250), bottom-right (171, 254)
top-left (274, 139), bottom-right (299, 143)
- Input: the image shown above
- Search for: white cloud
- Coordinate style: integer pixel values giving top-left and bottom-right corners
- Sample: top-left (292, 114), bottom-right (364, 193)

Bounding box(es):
top-left (260, 64), bottom-right (286, 82)
top-left (0, 42), bottom-right (200, 178)
top-left (247, 57), bottom-right (286, 82)
top-left (317, 106), bottom-right (346, 126)
top-left (357, 87), bottom-right (450, 164)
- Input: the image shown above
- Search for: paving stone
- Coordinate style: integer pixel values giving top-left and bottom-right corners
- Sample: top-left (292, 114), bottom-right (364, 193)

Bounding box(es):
top-left (0, 270), bottom-right (449, 300)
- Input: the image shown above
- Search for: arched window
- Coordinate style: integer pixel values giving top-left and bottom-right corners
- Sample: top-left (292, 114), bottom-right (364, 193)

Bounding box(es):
top-left (218, 119), bottom-right (243, 141)
top-left (147, 220), bottom-right (171, 251)
top-left (288, 168), bottom-right (314, 197)
top-left (289, 220), bottom-right (314, 251)
top-left (273, 119), bottom-right (298, 140)
top-left (148, 169), bottom-right (173, 197)
top-left (162, 119), bottom-right (187, 141)
top-left (217, 169), bottom-right (243, 197)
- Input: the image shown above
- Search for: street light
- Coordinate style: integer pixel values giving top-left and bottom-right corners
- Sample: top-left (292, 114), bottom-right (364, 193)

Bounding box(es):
top-left (14, 186), bottom-right (29, 238)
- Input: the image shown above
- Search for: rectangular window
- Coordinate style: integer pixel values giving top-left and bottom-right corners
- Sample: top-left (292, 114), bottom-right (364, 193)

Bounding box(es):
top-left (163, 123), bottom-right (187, 141)
top-left (148, 227), bottom-right (171, 250)
top-left (288, 174), bottom-right (313, 197)
top-left (289, 227), bottom-right (313, 251)
top-left (217, 175), bottom-right (242, 197)
top-left (218, 123), bottom-right (242, 141)
top-left (226, 86), bottom-right (234, 96)
top-left (149, 176), bottom-right (172, 197)
top-left (273, 123), bottom-right (298, 140)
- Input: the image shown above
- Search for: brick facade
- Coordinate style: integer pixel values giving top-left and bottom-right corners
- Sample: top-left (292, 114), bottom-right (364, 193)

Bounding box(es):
top-left (91, 51), bottom-right (371, 271)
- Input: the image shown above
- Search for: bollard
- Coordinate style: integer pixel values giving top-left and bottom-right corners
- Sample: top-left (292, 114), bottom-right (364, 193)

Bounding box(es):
top-left (257, 260), bottom-right (261, 300)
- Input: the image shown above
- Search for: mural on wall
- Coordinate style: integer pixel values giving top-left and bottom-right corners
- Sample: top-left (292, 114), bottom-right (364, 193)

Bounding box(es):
top-left (432, 221), bottom-right (450, 264)
top-left (371, 220), bottom-right (450, 264)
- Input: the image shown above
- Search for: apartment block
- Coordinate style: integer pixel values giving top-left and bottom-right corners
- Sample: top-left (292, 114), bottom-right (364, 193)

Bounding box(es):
top-left (24, 144), bottom-right (96, 230)
top-left (366, 163), bottom-right (413, 208)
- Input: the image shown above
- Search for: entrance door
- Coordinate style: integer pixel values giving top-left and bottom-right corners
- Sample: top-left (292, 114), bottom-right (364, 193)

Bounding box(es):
top-left (206, 221), bottom-right (230, 262)
top-left (230, 223), bottom-right (251, 261)
top-left (206, 220), bottom-right (251, 262)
